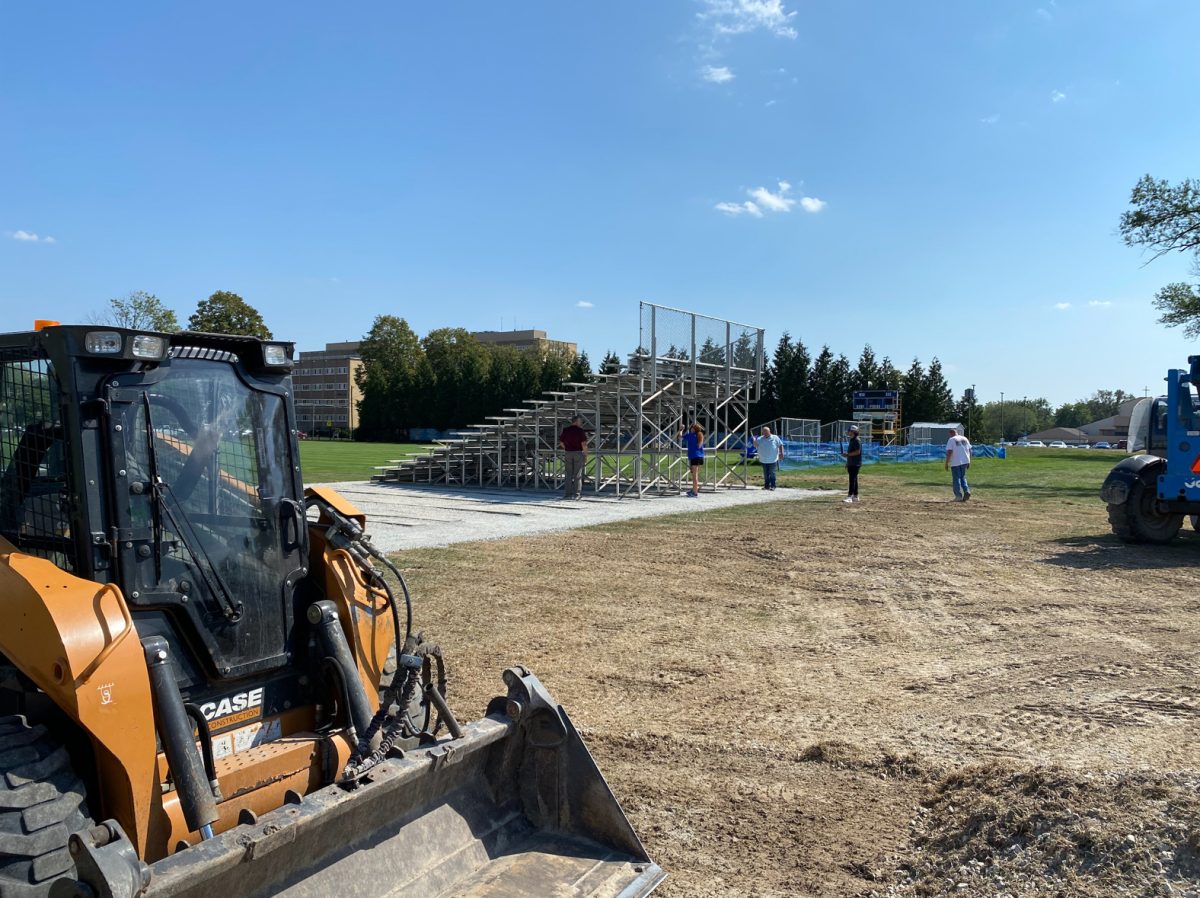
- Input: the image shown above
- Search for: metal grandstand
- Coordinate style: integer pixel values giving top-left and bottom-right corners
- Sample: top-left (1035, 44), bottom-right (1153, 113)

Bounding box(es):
top-left (373, 303), bottom-right (765, 497)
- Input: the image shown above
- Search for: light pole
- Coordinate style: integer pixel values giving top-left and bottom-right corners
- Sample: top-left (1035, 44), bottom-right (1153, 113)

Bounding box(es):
top-left (1000, 391), bottom-right (1005, 443)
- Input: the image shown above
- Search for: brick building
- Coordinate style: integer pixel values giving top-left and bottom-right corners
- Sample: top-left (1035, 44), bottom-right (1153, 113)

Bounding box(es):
top-left (470, 329), bottom-right (576, 356)
top-left (293, 341), bottom-right (363, 436)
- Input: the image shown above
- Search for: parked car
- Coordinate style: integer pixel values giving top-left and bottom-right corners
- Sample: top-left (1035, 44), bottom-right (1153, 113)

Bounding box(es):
top-left (1021, 440), bottom-right (1045, 447)
top-left (1116, 439), bottom-right (1128, 450)
top-left (1092, 441), bottom-right (1112, 449)
top-left (1048, 440), bottom-right (1068, 448)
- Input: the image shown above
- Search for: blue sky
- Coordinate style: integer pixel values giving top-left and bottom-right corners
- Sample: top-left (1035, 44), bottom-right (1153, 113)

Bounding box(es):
top-left (2, 1), bottom-right (1198, 406)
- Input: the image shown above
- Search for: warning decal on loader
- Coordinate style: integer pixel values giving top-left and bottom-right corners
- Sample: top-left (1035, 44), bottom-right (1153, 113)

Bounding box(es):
top-left (211, 717), bottom-right (282, 761)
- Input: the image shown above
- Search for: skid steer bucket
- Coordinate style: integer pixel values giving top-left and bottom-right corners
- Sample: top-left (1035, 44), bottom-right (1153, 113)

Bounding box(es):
top-left (55, 668), bottom-right (664, 898)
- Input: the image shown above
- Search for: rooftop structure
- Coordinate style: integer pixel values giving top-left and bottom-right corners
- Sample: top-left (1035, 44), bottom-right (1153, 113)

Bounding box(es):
top-left (470, 329), bottom-right (577, 356)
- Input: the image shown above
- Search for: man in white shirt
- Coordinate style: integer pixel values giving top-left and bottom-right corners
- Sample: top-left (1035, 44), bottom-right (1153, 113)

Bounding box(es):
top-left (944, 427), bottom-right (972, 501)
top-left (754, 426), bottom-right (785, 490)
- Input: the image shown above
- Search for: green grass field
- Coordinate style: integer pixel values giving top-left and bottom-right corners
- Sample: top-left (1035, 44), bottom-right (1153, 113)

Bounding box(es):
top-left (777, 446), bottom-right (1124, 503)
top-left (299, 440), bottom-right (1125, 503)
top-left (298, 440), bottom-right (426, 482)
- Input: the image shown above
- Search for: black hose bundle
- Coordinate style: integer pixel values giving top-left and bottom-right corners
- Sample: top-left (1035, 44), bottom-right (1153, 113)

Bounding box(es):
top-left (341, 639), bottom-right (449, 782)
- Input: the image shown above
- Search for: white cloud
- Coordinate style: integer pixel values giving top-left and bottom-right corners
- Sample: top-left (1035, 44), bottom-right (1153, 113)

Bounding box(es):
top-left (9, 230), bottom-right (56, 243)
top-left (1088, 300), bottom-right (1112, 308)
top-left (576, 300), bottom-right (594, 309)
top-left (717, 180), bottom-right (825, 218)
top-left (764, 99), bottom-right (777, 107)
top-left (715, 201), bottom-right (763, 217)
top-left (1054, 302), bottom-right (1072, 311)
top-left (699, 0), bottom-right (798, 39)
top-left (1035, 7), bottom-right (1053, 22)
top-left (980, 113), bottom-right (1000, 125)
top-left (1050, 89), bottom-right (1066, 103)
top-left (750, 181), bottom-right (796, 212)
top-left (701, 65), bottom-right (735, 83)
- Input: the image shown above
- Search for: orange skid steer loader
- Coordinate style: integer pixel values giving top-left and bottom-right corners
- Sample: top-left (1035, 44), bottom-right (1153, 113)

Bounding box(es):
top-left (0, 325), bottom-right (663, 897)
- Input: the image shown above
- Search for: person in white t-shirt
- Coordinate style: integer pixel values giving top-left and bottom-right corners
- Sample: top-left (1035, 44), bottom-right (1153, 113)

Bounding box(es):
top-left (754, 426), bottom-right (785, 490)
top-left (944, 427), bottom-right (972, 501)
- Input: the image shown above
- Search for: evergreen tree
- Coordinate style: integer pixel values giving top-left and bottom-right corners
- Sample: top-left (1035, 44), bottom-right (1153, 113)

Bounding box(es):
top-left (698, 337), bottom-right (725, 366)
top-left (901, 358), bottom-right (929, 422)
top-left (538, 347), bottom-right (573, 393)
top-left (599, 350), bottom-right (622, 375)
top-left (568, 351), bottom-right (592, 384)
top-left (830, 353), bottom-right (853, 420)
top-left (923, 358), bottom-right (956, 422)
top-left (852, 344), bottom-right (881, 392)
top-left (808, 346), bottom-right (836, 423)
top-left (777, 335), bottom-right (811, 418)
top-left (878, 357), bottom-right (902, 390)
top-left (757, 335), bottom-right (788, 424)
top-left (731, 332), bottom-right (757, 370)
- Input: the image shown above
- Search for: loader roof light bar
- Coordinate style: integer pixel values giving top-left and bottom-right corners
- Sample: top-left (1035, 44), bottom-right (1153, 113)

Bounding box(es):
top-left (83, 330), bottom-right (170, 361)
top-left (33, 319), bottom-right (60, 330)
top-left (84, 331), bottom-right (123, 354)
top-left (130, 334), bottom-right (168, 360)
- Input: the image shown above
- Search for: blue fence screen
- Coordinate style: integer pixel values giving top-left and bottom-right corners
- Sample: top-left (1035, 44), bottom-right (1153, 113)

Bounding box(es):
top-left (774, 442), bottom-right (1006, 469)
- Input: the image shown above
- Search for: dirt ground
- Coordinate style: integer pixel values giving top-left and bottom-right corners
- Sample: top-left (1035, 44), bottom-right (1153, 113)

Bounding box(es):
top-left (396, 486), bottom-right (1200, 898)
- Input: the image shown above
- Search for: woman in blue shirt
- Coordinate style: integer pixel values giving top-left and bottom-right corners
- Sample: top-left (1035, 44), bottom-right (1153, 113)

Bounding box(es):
top-left (678, 423), bottom-right (705, 497)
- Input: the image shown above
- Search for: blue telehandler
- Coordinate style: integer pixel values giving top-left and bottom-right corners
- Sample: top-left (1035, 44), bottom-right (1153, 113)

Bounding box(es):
top-left (1101, 357), bottom-right (1200, 543)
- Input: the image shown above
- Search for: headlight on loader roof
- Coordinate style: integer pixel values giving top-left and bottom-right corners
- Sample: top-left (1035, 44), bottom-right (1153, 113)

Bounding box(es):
top-left (263, 343), bottom-right (289, 366)
top-left (131, 334), bottom-right (167, 360)
top-left (84, 331), bottom-right (122, 354)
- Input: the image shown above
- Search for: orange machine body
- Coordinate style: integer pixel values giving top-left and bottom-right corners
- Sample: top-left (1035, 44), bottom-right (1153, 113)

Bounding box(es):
top-left (0, 485), bottom-right (392, 862)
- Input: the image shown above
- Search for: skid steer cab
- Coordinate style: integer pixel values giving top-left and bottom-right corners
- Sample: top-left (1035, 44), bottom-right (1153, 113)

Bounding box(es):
top-left (0, 325), bottom-right (662, 898)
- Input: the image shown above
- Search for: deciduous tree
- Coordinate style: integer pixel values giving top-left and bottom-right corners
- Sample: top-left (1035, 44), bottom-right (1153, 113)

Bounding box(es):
top-left (1120, 174), bottom-right (1200, 337)
top-left (187, 291), bottom-right (272, 339)
top-left (99, 291), bottom-right (180, 331)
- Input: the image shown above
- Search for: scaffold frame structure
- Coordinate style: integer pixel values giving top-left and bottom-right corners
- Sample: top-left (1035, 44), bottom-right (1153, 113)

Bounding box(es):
top-left (374, 303), bottom-right (765, 497)
top-left (852, 389), bottom-right (901, 446)
top-left (821, 419), bottom-right (867, 445)
top-left (760, 417), bottom-right (821, 442)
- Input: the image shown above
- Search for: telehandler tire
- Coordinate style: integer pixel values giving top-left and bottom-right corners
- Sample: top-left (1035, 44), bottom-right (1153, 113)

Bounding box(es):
top-left (0, 716), bottom-right (93, 898)
top-left (1108, 473), bottom-right (1183, 544)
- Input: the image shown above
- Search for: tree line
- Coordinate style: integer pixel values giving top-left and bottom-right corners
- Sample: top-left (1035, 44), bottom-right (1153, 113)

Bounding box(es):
top-left (94, 290), bottom-right (272, 338)
top-left (96, 292), bottom-right (1140, 444)
top-left (356, 316), bottom-right (593, 440)
top-left (755, 334), bottom-right (959, 429)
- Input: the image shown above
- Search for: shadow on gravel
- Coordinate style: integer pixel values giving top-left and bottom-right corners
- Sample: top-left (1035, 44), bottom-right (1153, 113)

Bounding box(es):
top-left (1040, 533), bottom-right (1200, 571)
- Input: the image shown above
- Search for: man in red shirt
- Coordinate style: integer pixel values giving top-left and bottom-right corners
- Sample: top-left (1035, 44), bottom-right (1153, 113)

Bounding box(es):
top-left (559, 415), bottom-right (590, 499)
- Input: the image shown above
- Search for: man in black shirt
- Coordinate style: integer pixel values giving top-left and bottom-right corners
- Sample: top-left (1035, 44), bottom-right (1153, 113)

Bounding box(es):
top-left (842, 425), bottom-right (862, 504)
